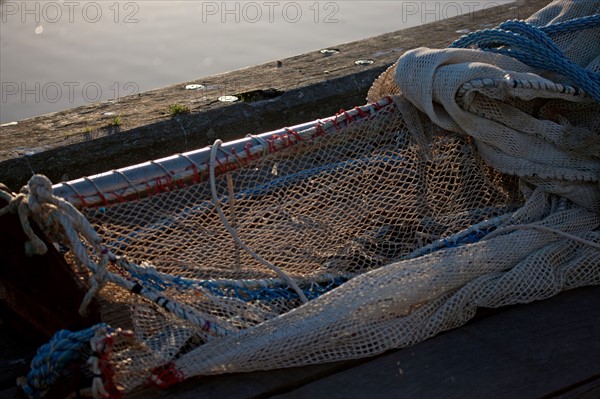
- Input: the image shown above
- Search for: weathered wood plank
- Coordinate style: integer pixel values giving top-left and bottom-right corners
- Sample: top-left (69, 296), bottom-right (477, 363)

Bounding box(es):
top-left (0, 324), bottom-right (36, 392)
top-left (0, 0), bottom-right (550, 190)
top-left (549, 375), bottom-right (600, 399)
top-left (128, 359), bottom-right (364, 399)
top-left (0, 388), bottom-right (17, 399)
top-left (272, 286), bottom-right (600, 399)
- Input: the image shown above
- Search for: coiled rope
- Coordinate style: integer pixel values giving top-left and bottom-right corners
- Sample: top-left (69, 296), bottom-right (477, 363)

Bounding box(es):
top-left (17, 324), bottom-right (108, 399)
top-left (450, 15), bottom-right (600, 102)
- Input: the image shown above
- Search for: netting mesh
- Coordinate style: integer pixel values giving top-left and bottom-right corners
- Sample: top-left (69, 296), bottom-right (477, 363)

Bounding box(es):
top-left (90, 103), bottom-right (523, 328)
top-left (9, 1), bottom-right (600, 397)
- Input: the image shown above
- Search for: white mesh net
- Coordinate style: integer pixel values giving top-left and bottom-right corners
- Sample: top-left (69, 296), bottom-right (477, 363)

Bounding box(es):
top-left (10, 0), bottom-right (600, 397)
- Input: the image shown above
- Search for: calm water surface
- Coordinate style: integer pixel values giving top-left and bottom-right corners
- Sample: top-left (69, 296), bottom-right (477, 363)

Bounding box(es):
top-left (0, 1), bottom-right (510, 123)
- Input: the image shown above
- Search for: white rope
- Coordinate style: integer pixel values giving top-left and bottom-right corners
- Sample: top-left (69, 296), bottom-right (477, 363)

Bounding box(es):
top-left (227, 173), bottom-right (242, 269)
top-left (245, 134), bottom-right (270, 156)
top-left (25, 175), bottom-right (110, 314)
top-left (0, 186), bottom-right (48, 256)
top-left (209, 139), bottom-right (309, 303)
top-left (2, 175), bottom-right (237, 334)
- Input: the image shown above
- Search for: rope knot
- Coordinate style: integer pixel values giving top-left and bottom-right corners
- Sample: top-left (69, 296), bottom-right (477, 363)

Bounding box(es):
top-left (2, 174), bottom-right (116, 315)
top-left (0, 175), bottom-right (59, 256)
top-left (28, 174), bottom-right (56, 206)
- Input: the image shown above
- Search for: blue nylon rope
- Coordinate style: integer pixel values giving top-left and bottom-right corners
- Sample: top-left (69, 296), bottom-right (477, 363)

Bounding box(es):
top-left (19, 324), bottom-right (108, 398)
top-left (450, 16), bottom-right (600, 102)
top-left (129, 266), bottom-right (350, 303)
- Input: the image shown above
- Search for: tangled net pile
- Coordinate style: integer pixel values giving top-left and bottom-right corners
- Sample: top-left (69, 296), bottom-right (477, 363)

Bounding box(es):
top-left (5, 1), bottom-right (599, 397)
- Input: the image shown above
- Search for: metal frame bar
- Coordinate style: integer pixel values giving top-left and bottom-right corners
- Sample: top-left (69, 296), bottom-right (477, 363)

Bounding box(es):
top-left (52, 97), bottom-right (395, 208)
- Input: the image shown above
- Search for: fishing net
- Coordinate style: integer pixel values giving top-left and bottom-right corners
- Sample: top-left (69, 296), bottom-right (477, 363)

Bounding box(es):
top-left (5, 0), bottom-right (599, 397)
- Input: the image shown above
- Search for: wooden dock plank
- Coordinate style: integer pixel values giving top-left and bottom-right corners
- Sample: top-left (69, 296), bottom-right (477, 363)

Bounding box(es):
top-left (128, 360), bottom-right (363, 399)
top-left (270, 285), bottom-right (600, 399)
top-left (0, 0), bottom-right (550, 190)
top-left (550, 375), bottom-right (600, 399)
top-left (0, 388), bottom-right (17, 399)
top-left (0, 325), bottom-right (36, 393)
